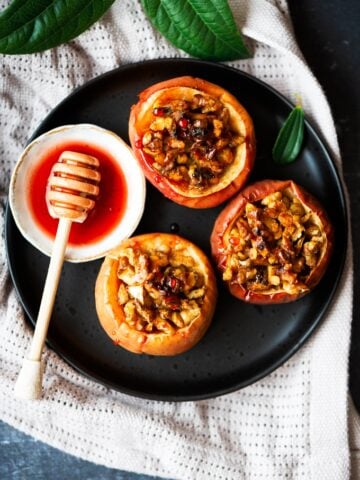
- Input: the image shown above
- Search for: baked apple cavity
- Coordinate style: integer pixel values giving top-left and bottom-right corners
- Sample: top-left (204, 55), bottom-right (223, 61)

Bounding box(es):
top-left (211, 179), bottom-right (334, 304)
top-left (129, 76), bottom-right (256, 208)
top-left (95, 233), bottom-right (217, 355)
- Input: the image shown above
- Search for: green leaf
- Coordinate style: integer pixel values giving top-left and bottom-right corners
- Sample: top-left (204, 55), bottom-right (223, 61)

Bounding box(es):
top-left (0, 0), bottom-right (115, 54)
top-left (272, 106), bottom-right (305, 165)
top-left (140, 0), bottom-right (250, 61)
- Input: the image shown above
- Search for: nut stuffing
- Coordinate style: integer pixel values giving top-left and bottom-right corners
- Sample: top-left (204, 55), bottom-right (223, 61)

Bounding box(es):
top-left (116, 245), bottom-right (206, 333)
top-left (140, 94), bottom-right (244, 190)
top-left (95, 233), bottom-right (217, 355)
top-left (129, 76), bottom-right (256, 208)
top-left (222, 187), bottom-right (326, 295)
top-left (211, 180), bottom-right (334, 304)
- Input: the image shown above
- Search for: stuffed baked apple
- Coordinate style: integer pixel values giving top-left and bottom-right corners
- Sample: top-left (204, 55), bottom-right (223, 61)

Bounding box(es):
top-left (211, 180), bottom-right (334, 304)
top-left (129, 76), bottom-right (255, 208)
top-left (95, 233), bottom-right (217, 355)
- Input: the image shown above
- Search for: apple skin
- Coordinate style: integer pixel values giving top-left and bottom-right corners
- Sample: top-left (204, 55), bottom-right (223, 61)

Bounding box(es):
top-left (210, 179), bottom-right (334, 304)
top-left (129, 76), bottom-right (256, 209)
top-left (95, 233), bottom-right (218, 355)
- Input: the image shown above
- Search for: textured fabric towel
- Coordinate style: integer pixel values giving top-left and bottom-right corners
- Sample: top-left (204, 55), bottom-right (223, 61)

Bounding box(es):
top-left (0, 0), bottom-right (354, 478)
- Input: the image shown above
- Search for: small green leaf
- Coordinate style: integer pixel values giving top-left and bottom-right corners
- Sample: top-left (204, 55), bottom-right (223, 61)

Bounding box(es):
top-left (0, 0), bottom-right (115, 54)
top-left (272, 106), bottom-right (305, 164)
top-left (140, 0), bottom-right (251, 61)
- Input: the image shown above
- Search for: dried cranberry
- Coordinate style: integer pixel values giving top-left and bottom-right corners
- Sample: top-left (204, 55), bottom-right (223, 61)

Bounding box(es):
top-left (164, 294), bottom-right (180, 310)
top-left (191, 149), bottom-right (202, 161)
top-left (153, 107), bottom-right (168, 117)
top-left (178, 117), bottom-right (189, 129)
top-left (163, 275), bottom-right (181, 294)
top-left (178, 129), bottom-right (189, 140)
top-left (229, 236), bottom-right (239, 246)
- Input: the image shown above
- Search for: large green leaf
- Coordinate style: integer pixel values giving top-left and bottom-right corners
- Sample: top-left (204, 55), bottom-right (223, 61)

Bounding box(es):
top-left (0, 0), bottom-right (115, 54)
top-left (141, 0), bottom-right (250, 61)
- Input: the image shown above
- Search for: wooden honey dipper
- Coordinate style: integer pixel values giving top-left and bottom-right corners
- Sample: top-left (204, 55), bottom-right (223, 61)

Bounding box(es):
top-left (14, 151), bottom-right (101, 400)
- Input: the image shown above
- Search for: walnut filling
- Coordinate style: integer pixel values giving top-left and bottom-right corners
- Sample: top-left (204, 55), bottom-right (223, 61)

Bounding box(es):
top-left (116, 246), bottom-right (206, 333)
top-left (223, 189), bottom-right (327, 295)
top-left (140, 94), bottom-right (244, 190)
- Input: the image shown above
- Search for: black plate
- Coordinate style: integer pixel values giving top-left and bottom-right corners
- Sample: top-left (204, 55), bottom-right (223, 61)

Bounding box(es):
top-left (5, 59), bottom-right (347, 401)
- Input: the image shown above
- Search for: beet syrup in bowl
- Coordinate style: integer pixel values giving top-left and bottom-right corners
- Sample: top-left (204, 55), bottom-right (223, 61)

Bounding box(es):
top-left (29, 142), bottom-right (127, 246)
top-left (9, 124), bottom-right (146, 262)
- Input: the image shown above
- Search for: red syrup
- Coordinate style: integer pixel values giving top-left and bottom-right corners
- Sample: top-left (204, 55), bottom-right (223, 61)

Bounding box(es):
top-left (28, 142), bottom-right (128, 246)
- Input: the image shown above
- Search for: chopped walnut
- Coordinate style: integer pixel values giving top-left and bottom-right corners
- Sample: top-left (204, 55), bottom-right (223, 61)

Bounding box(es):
top-left (224, 188), bottom-right (327, 295)
top-left (139, 93), bottom-right (244, 190)
top-left (117, 246), bottom-right (206, 333)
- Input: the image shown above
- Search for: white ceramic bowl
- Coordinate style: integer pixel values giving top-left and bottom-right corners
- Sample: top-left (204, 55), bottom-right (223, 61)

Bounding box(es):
top-left (9, 124), bottom-right (146, 262)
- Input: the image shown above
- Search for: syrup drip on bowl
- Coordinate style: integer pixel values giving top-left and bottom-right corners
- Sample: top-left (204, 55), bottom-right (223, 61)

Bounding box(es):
top-left (28, 142), bottom-right (128, 246)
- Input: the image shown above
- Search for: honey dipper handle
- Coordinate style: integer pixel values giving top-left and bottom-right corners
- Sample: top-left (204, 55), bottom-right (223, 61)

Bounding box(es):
top-left (14, 218), bottom-right (72, 400)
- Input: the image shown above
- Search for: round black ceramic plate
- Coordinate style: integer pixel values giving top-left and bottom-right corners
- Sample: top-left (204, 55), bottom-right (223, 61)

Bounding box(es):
top-left (6, 59), bottom-right (347, 401)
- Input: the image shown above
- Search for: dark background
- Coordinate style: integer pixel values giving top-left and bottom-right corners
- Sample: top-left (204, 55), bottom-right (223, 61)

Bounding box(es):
top-left (1, 1), bottom-right (359, 478)
top-left (289, 2), bottom-right (360, 417)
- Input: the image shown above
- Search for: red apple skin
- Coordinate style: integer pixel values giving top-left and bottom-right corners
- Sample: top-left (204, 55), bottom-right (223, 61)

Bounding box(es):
top-left (95, 233), bottom-right (218, 355)
top-left (129, 76), bottom-right (256, 209)
top-left (210, 179), bottom-right (334, 304)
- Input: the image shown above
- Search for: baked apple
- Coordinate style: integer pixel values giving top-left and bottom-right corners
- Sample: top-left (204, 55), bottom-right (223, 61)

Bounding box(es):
top-left (211, 179), bottom-right (334, 304)
top-left (95, 233), bottom-right (217, 355)
top-left (128, 76), bottom-right (255, 208)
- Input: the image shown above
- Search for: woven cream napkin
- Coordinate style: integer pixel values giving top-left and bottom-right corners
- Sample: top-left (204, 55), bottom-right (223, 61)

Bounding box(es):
top-left (0, 0), bottom-right (354, 478)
